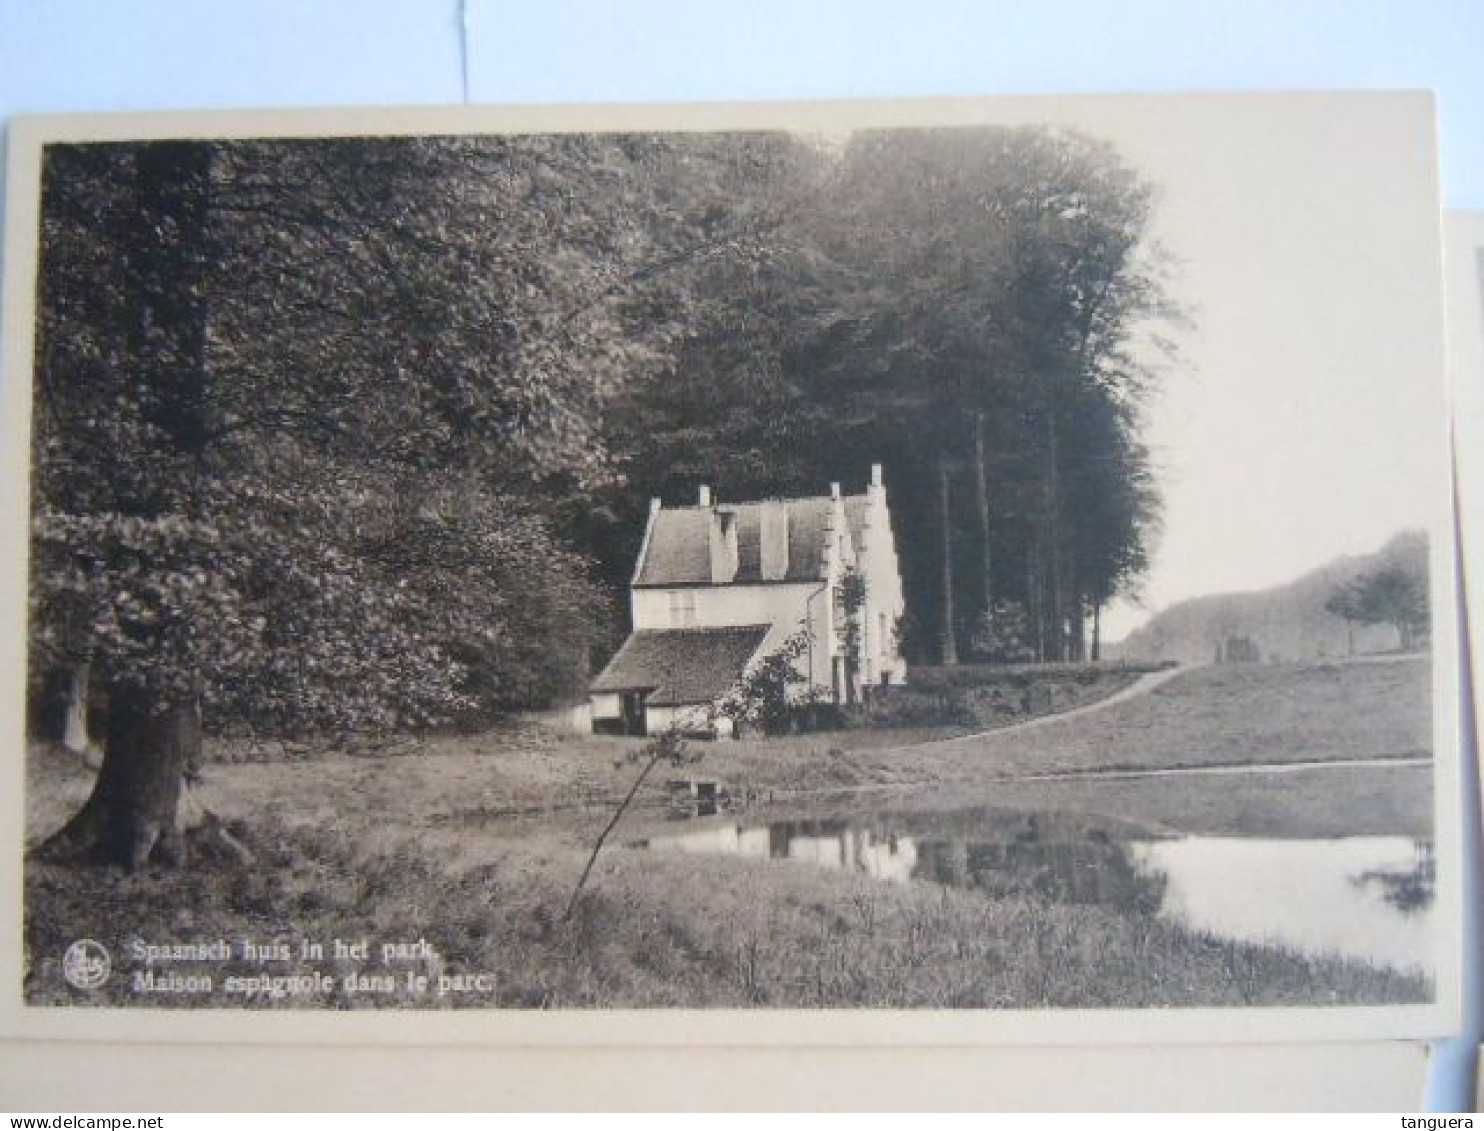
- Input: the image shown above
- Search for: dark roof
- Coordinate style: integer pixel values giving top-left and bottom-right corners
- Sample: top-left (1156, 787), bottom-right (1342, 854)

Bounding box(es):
top-left (589, 625), bottom-right (772, 706)
top-left (635, 497), bottom-right (844, 587)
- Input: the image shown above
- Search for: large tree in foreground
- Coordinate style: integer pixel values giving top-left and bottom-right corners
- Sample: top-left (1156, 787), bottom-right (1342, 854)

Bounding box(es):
top-left (29, 134), bottom-right (769, 868)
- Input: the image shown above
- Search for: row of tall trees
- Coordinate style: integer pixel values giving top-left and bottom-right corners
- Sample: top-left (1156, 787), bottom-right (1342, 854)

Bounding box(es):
top-left (29, 125), bottom-right (1176, 866)
top-left (591, 127), bottom-right (1173, 664)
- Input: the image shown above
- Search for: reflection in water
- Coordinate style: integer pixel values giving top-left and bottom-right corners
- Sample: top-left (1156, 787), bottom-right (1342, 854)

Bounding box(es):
top-left (631, 813), bottom-right (1434, 974)
top-left (641, 820), bottom-right (919, 883)
top-left (637, 815), bottom-right (1161, 907)
top-left (913, 833), bottom-right (1165, 912)
top-left (1355, 842), bottom-right (1435, 914)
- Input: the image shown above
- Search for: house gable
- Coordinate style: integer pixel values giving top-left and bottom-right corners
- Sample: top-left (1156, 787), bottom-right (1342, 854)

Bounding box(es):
top-left (594, 467), bottom-right (907, 734)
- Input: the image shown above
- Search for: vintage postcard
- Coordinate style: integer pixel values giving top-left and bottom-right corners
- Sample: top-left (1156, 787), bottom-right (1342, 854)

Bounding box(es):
top-left (0, 94), bottom-right (1460, 1045)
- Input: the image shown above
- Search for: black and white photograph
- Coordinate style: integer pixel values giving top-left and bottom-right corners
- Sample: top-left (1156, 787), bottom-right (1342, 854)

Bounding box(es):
top-left (2, 96), bottom-right (1458, 1037)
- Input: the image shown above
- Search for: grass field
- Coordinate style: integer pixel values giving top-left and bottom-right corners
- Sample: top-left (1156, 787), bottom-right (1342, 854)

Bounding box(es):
top-left (25, 804), bottom-right (1429, 1009)
top-left (797, 656), bottom-right (1432, 787)
top-left (23, 656), bottom-right (1436, 1009)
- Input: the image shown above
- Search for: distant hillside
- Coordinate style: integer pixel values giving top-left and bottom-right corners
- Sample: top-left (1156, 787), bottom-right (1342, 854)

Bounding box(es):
top-left (1110, 530), bottom-right (1429, 665)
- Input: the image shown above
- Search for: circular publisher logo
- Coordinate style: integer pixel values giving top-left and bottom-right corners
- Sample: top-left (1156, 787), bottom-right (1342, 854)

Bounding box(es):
top-left (62, 939), bottom-right (111, 991)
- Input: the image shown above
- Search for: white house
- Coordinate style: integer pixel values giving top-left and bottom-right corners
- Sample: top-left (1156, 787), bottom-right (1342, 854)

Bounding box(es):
top-left (589, 464), bottom-right (907, 737)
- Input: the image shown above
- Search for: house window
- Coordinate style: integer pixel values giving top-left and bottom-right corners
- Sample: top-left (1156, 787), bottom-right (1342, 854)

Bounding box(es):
top-left (669, 591), bottom-right (696, 627)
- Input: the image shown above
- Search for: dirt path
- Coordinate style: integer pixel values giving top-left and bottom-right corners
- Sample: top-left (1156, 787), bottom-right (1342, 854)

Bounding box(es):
top-left (907, 664), bottom-right (1192, 753)
top-left (1005, 753), bottom-right (1431, 783)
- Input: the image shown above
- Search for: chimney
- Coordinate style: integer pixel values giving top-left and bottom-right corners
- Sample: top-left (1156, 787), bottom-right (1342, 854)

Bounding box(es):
top-left (649, 497), bottom-right (662, 515)
top-left (829, 482), bottom-right (841, 500)
top-left (759, 502), bottom-right (790, 581)
top-left (698, 484), bottom-right (711, 508)
top-left (708, 509), bottom-right (739, 583)
top-left (868, 462), bottom-right (885, 500)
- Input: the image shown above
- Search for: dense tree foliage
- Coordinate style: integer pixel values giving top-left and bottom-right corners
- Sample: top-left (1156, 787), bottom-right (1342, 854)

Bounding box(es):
top-left (1326, 562), bottom-right (1430, 653)
top-left (28, 125), bottom-right (1177, 866)
top-left (30, 134), bottom-right (799, 864)
top-left (592, 127), bottom-right (1174, 662)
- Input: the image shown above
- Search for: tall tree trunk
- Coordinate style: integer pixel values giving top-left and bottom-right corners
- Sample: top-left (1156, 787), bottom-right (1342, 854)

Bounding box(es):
top-left (1069, 599), bottom-right (1086, 661)
top-left (1091, 601), bottom-right (1102, 662)
top-left (938, 457), bottom-right (958, 666)
top-left (1027, 536), bottom-right (1044, 663)
top-left (38, 686), bottom-right (200, 869)
top-left (1043, 407), bottom-right (1063, 662)
top-left (62, 660), bottom-right (96, 758)
top-left (972, 410), bottom-right (994, 641)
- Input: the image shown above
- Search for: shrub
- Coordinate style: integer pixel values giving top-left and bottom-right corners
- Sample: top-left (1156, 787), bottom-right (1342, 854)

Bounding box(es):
top-left (847, 687), bottom-right (976, 729)
top-left (717, 629), bottom-right (811, 735)
top-left (968, 600), bottom-right (1037, 663)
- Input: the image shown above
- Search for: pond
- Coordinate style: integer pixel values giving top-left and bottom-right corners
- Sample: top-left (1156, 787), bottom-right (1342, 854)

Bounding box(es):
top-left (1129, 835), bottom-right (1434, 974)
top-left (628, 807), bottom-right (1435, 975)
